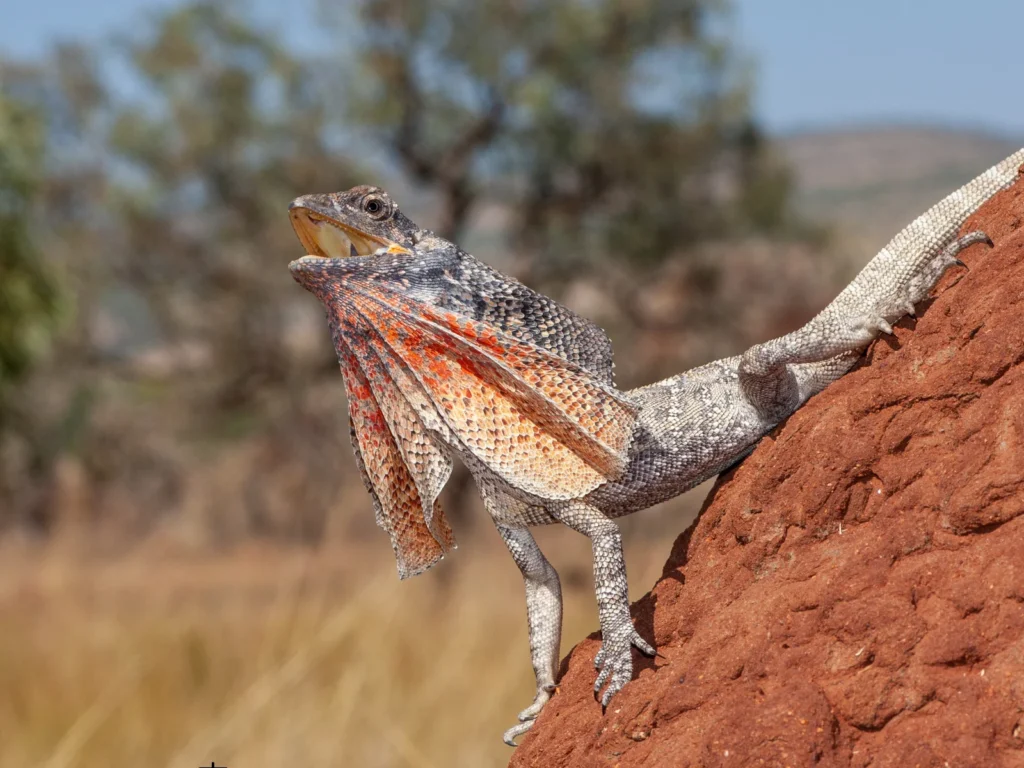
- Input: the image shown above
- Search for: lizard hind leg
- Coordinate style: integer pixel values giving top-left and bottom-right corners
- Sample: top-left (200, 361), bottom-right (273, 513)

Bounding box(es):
top-left (739, 227), bottom-right (995, 425)
top-left (737, 229), bottom-right (993, 424)
top-left (736, 146), bottom-right (1024, 423)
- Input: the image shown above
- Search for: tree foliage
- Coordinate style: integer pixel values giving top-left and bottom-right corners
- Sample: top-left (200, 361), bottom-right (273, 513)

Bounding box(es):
top-left (107, 1), bottom-right (361, 407)
top-left (344, 0), bottom-right (793, 281)
top-left (0, 90), bottom-right (63, 419)
top-left (0, 0), bottom-right (811, 537)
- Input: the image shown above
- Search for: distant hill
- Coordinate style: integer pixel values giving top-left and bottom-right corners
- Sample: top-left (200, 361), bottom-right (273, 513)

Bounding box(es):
top-left (778, 125), bottom-right (1022, 251)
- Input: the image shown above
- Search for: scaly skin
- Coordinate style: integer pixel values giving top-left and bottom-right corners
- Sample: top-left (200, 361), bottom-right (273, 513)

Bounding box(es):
top-left (287, 150), bottom-right (1024, 746)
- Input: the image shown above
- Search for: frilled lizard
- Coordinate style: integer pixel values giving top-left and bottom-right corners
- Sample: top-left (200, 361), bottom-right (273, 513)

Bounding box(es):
top-left (286, 150), bottom-right (1024, 745)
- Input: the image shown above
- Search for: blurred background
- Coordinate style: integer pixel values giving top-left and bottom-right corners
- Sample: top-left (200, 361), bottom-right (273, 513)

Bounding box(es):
top-left (1, 1), bottom-right (1022, 765)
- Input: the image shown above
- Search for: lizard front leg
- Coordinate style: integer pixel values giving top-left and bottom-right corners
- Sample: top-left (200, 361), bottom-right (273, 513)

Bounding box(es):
top-left (495, 524), bottom-right (563, 746)
top-left (551, 500), bottom-right (655, 707)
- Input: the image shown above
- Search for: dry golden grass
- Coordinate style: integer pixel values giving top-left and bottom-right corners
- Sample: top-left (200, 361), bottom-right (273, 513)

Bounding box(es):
top-left (0, 518), bottom-right (689, 768)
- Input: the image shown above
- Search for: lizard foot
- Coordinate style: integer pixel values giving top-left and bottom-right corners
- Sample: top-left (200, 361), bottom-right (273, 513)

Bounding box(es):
top-left (901, 230), bottom-right (990, 309)
top-left (837, 230), bottom-right (992, 349)
top-left (502, 684), bottom-right (554, 747)
top-left (517, 685), bottom-right (553, 721)
top-left (593, 625), bottom-right (655, 707)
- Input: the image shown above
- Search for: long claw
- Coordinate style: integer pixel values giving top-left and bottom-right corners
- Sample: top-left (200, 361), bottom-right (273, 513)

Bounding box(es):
top-left (633, 633), bottom-right (656, 657)
top-left (591, 627), bottom-right (657, 706)
top-left (503, 719), bottom-right (534, 747)
top-left (506, 682), bottom-right (554, 742)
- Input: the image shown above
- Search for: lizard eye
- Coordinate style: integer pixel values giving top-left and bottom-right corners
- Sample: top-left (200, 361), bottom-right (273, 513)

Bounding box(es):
top-left (363, 196), bottom-right (388, 218)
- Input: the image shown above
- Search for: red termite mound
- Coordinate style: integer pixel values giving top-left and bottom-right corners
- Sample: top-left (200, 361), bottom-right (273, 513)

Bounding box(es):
top-left (511, 167), bottom-right (1024, 768)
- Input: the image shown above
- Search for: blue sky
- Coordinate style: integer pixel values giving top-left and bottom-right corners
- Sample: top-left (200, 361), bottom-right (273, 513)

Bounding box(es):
top-left (3, 0), bottom-right (1023, 136)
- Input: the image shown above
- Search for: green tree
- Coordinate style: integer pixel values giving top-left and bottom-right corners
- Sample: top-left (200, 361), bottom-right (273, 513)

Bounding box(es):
top-left (108, 1), bottom-right (360, 408)
top-left (0, 5), bottom-right (363, 537)
top-left (341, 0), bottom-right (792, 275)
top-left (0, 89), bottom-right (63, 421)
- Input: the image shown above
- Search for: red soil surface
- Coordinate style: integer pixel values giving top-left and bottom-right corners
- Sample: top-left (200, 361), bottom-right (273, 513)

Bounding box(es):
top-left (512, 165), bottom-right (1024, 768)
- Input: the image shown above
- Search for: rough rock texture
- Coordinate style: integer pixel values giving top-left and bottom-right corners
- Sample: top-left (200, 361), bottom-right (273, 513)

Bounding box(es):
top-left (511, 171), bottom-right (1024, 767)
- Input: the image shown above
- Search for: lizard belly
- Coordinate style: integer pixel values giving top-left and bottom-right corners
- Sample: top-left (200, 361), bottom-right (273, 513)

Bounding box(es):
top-left (586, 365), bottom-right (769, 517)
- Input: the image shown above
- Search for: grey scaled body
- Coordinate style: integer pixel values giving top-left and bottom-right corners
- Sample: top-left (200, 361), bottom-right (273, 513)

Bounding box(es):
top-left (289, 151), bottom-right (1024, 746)
top-left (482, 149), bottom-right (1023, 745)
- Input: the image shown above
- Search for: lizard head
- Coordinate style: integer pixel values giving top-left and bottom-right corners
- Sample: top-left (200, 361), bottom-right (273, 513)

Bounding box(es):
top-left (288, 185), bottom-right (421, 261)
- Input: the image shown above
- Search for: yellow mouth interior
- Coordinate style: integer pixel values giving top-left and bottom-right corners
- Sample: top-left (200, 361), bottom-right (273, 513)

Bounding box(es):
top-left (289, 209), bottom-right (409, 259)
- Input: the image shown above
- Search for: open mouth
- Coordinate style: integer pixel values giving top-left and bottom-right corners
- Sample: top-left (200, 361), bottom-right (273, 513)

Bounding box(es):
top-left (288, 206), bottom-right (409, 259)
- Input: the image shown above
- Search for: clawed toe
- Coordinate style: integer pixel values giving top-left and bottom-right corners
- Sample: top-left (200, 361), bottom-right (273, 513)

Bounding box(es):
top-left (503, 719), bottom-right (534, 747)
top-left (593, 663), bottom-right (612, 692)
top-left (505, 684), bottom-right (553, 744)
top-left (517, 693), bottom-right (549, 721)
top-left (948, 230), bottom-right (992, 271)
top-left (592, 628), bottom-right (656, 706)
top-left (599, 661), bottom-right (633, 707)
top-left (634, 634), bottom-right (656, 657)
